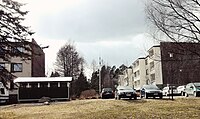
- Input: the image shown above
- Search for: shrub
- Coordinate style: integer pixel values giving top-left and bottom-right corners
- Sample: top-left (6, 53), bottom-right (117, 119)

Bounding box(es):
top-left (79, 89), bottom-right (99, 99)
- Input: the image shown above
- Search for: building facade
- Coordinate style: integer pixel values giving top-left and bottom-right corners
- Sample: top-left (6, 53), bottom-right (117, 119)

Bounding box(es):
top-left (132, 58), bottom-right (146, 90)
top-left (147, 46), bottom-right (163, 87)
top-left (160, 42), bottom-right (200, 86)
top-left (0, 39), bottom-right (45, 78)
top-left (118, 42), bottom-right (200, 89)
top-left (0, 39), bottom-right (45, 103)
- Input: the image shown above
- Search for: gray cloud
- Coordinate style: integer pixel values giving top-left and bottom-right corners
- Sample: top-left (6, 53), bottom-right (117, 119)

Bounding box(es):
top-left (37, 0), bottom-right (146, 42)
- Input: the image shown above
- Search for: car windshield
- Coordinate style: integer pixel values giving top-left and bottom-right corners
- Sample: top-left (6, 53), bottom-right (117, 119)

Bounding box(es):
top-left (103, 88), bottom-right (112, 91)
top-left (144, 85), bottom-right (159, 90)
top-left (194, 83), bottom-right (200, 87)
top-left (118, 86), bottom-right (133, 90)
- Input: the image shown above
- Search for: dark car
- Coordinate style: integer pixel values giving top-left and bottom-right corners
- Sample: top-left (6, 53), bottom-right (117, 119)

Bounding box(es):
top-left (100, 88), bottom-right (114, 99)
top-left (140, 85), bottom-right (163, 99)
top-left (115, 86), bottom-right (137, 100)
top-left (185, 82), bottom-right (200, 97)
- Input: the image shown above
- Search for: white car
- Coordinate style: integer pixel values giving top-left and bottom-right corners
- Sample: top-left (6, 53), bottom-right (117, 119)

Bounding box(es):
top-left (162, 86), bottom-right (179, 96)
top-left (176, 85), bottom-right (186, 96)
top-left (185, 83), bottom-right (200, 97)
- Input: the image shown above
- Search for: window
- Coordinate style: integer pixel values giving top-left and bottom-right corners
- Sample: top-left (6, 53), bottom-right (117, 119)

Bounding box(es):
top-left (0, 46), bottom-right (5, 54)
top-left (145, 59), bottom-right (148, 65)
top-left (0, 63), bottom-right (5, 70)
top-left (149, 49), bottom-right (154, 57)
top-left (60, 82), bottom-right (67, 88)
top-left (0, 88), bottom-right (5, 94)
top-left (30, 83), bottom-right (38, 88)
top-left (136, 61), bottom-right (139, 66)
top-left (40, 82), bottom-right (48, 88)
top-left (20, 83), bottom-right (27, 88)
top-left (11, 46), bottom-right (24, 54)
top-left (150, 74), bottom-right (155, 82)
top-left (150, 62), bottom-right (154, 71)
top-left (137, 70), bottom-right (140, 76)
top-left (51, 82), bottom-right (58, 88)
top-left (11, 63), bottom-right (22, 72)
top-left (137, 80), bottom-right (140, 85)
top-left (146, 69), bottom-right (149, 75)
top-left (134, 72), bottom-right (137, 77)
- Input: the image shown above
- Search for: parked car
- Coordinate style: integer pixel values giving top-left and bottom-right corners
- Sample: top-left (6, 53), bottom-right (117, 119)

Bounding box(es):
top-left (140, 85), bottom-right (163, 99)
top-left (185, 82), bottom-right (200, 97)
top-left (162, 86), bottom-right (179, 96)
top-left (100, 88), bottom-right (114, 99)
top-left (176, 85), bottom-right (186, 96)
top-left (115, 86), bottom-right (137, 100)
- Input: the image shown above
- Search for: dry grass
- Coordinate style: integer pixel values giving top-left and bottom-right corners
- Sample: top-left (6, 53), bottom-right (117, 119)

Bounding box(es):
top-left (0, 98), bottom-right (200, 119)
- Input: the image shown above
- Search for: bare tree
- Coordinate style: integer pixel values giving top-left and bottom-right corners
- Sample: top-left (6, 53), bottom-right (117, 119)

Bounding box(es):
top-left (146, 0), bottom-right (200, 43)
top-left (91, 59), bottom-right (98, 72)
top-left (55, 42), bottom-right (84, 79)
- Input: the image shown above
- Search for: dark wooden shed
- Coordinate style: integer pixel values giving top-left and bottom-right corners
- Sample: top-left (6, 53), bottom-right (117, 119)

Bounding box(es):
top-left (14, 77), bottom-right (72, 102)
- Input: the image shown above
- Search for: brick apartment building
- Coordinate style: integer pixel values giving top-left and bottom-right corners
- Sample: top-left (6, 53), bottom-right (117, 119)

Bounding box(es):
top-left (160, 42), bottom-right (200, 86)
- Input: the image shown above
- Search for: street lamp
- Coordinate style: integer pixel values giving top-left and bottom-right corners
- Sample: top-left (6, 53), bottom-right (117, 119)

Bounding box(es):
top-left (169, 52), bottom-right (174, 100)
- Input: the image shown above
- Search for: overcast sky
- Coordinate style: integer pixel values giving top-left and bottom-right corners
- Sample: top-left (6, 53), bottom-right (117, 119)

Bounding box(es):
top-left (20, 0), bottom-right (156, 77)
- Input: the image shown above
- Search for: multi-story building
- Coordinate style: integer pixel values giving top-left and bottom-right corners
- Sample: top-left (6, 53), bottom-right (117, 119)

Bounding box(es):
top-left (132, 58), bottom-right (146, 90)
top-left (117, 68), bottom-right (133, 87)
top-left (147, 45), bottom-right (163, 87)
top-left (160, 42), bottom-right (200, 86)
top-left (0, 39), bottom-right (45, 103)
top-left (0, 39), bottom-right (45, 77)
top-left (119, 42), bottom-right (200, 89)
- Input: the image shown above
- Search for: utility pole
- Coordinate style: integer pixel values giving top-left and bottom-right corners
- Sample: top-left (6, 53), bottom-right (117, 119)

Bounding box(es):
top-left (99, 57), bottom-right (102, 94)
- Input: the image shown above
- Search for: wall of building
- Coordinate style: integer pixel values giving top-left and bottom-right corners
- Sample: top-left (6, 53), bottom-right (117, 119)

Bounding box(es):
top-left (0, 40), bottom-right (45, 77)
top-left (160, 42), bottom-right (200, 86)
top-left (133, 58), bottom-right (146, 90)
top-left (148, 46), bottom-right (163, 86)
top-left (31, 39), bottom-right (45, 77)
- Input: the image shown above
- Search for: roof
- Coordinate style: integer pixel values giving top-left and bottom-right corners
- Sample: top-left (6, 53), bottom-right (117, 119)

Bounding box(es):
top-left (14, 77), bottom-right (72, 83)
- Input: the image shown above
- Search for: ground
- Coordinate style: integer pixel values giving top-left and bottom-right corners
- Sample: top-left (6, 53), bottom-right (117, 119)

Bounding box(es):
top-left (0, 98), bottom-right (200, 119)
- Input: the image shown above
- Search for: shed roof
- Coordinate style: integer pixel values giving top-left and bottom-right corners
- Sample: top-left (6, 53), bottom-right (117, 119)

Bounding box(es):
top-left (14, 77), bottom-right (72, 83)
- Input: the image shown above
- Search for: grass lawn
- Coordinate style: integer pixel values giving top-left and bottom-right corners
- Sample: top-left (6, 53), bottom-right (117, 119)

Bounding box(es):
top-left (0, 98), bottom-right (200, 119)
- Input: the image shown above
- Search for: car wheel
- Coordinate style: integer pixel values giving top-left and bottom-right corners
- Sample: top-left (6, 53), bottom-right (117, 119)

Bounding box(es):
top-left (140, 94), bottom-right (143, 99)
top-left (115, 96), bottom-right (117, 100)
top-left (193, 92), bottom-right (197, 97)
top-left (160, 95), bottom-right (163, 99)
top-left (181, 92), bottom-right (184, 96)
top-left (145, 93), bottom-right (148, 99)
top-left (185, 93), bottom-right (188, 97)
top-left (117, 95), bottom-right (121, 100)
top-left (134, 95), bottom-right (137, 100)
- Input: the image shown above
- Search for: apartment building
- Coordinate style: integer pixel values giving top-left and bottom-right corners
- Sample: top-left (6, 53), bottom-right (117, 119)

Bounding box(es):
top-left (160, 42), bottom-right (200, 85)
top-left (0, 39), bottom-right (45, 78)
top-left (130, 42), bottom-right (200, 89)
top-left (132, 58), bottom-right (146, 90)
top-left (117, 68), bottom-right (133, 87)
top-left (147, 46), bottom-right (163, 87)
